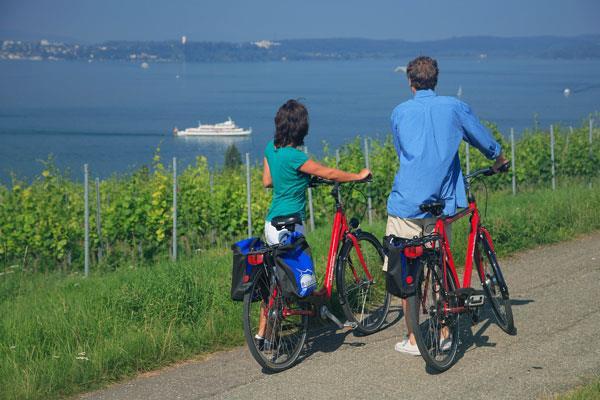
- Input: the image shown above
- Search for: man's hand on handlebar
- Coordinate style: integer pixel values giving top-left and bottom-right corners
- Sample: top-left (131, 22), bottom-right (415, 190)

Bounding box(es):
top-left (492, 155), bottom-right (510, 173)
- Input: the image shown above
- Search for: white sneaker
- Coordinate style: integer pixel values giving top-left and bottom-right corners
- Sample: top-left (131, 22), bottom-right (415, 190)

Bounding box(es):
top-left (396, 341), bottom-right (421, 356)
top-left (439, 335), bottom-right (453, 351)
top-left (394, 335), bottom-right (409, 352)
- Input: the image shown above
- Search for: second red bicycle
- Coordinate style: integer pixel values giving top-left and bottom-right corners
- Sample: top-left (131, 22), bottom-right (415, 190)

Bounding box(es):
top-left (241, 176), bottom-right (391, 372)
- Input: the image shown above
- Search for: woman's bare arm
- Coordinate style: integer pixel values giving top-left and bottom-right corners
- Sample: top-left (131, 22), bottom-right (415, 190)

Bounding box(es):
top-left (298, 159), bottom-right (370, 182)
top-left (263, 158), bottom-right (273, 188)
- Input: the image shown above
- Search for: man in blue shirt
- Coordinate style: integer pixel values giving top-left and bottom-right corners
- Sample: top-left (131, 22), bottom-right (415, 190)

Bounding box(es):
top-left (388, 56), bottom-right (507, 356)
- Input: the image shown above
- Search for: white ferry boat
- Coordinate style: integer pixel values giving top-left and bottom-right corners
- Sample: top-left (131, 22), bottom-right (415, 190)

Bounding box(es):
top-left (174, 118), bottom-right (251, 137)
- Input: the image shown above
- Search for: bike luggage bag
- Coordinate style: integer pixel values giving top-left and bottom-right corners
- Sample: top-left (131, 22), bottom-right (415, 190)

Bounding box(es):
top-left (274, 232), bottom-right (317, 298)
top-left (230, 237), bottom-right (264, 301)
top-left (383, 235), bottom-right (424, 298)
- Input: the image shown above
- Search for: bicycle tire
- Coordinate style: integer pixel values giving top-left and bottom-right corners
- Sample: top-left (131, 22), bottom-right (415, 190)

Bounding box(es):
top-left (336, 231), bottom-right (391, 335)
top-left (242, 266), bottom-right (309, 372)
top-left (476, 232), bottom-right (516, 335)
top-left (407, 252), bottom-right (461, 372)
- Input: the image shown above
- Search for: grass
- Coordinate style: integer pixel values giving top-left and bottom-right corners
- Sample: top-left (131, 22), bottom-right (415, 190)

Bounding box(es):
top-left (1, 181), bottom-right (600, 400)
top-left (551, 377), bottom-right (600, 399)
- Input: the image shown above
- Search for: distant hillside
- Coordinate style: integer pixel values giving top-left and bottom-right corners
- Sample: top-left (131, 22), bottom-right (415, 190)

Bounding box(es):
top-left (1, 35), bottom-right (599, 62)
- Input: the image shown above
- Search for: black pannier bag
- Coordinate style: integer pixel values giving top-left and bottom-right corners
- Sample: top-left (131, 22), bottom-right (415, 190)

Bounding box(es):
top-left (383, 235), bottom-right (425, 298)
top-left (230, 237), bottom-right (264, 301)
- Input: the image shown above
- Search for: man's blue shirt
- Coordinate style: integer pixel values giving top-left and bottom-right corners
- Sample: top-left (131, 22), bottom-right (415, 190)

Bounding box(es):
top-left (387, 89), bottom-right (501, 218)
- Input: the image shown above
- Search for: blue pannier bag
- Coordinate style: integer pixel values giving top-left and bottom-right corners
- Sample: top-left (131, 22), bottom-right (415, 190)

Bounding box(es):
top-left (231, 237), bottom-right (264, 301)
top-left (275, 231), bottom-right (317, 298)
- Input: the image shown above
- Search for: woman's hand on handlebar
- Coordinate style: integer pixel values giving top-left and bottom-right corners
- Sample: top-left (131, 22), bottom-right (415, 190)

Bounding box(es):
top-left (356, 168), bottom-right (371, 181)
top-left (300, 160), bottom-right (371, 183)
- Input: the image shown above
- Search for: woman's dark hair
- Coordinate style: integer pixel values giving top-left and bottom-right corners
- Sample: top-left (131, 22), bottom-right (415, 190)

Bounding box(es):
top-left (406, 56), bottom-right (439, 90)
top-left (274, 99), bottom-right (309, 148)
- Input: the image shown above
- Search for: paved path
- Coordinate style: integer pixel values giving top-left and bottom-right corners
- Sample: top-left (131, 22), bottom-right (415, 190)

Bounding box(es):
top-left (81, 233), bottom-right (600, 400)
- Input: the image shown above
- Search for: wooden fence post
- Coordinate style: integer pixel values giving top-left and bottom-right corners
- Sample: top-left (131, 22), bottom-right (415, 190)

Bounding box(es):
top-left (550, 125), bottom-right (556, 191)
top-left (95, 178), bottom-right (103, 262)
top-left (511, 128), bottom-right (516, 195)
top-left (465, 143), bottom-right (470, 175)
top-left (305, 146), bottom-right (315, 231)
top-left (84, 164), bottom-right (89, 277)
top-left (245, 153), bottom-right (252, 237)
top-left (172, 157), bottom-right (177, 261)
top-left (364, 137), bottom-right (373, 225)
top-left (590, 118), bottom-right (594, 189)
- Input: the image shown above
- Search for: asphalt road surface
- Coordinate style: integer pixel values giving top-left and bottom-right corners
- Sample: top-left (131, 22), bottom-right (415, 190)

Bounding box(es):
top-left (81, 233), bottom-right (600, 400)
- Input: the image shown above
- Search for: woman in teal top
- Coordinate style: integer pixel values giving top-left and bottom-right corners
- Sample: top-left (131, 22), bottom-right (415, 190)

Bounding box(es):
top-left (256, 99), bottom-right (370, 349)
top-left (262, 99), bottom-right (370, 244)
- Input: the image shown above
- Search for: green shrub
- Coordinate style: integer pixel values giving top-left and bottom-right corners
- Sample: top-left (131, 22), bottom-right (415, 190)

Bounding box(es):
top-left (0, 119), bottom-right (598, 271)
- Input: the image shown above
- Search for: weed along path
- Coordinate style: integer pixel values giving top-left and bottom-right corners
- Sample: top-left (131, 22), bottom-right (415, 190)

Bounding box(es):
top-left (81, 233), bottom-right (600, 400)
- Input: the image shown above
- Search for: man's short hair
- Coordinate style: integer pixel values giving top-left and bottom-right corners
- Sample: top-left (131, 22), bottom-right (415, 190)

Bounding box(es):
top-left (407, 56), bottom-right (439, 90)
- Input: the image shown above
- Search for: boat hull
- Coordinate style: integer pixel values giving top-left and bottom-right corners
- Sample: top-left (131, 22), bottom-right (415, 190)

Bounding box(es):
top-left (175, 128), bottom-right (252, 137)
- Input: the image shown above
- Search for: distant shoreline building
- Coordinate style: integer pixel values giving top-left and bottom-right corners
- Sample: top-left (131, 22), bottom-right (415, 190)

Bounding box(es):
top-left (251, 40), bottom-right (280, 49)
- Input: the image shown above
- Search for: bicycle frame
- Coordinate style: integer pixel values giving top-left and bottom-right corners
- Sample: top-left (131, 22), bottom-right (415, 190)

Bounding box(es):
top-left (322, 183), bottom-right (373, 298)
top-left (405, 165), bottom-right (515, 372)
top-left (279, 183), bottom-right (373, 317)
top-left (322, 203), bottom-right (373, 298)
top-left (435, 196), bottom-right (491, 293)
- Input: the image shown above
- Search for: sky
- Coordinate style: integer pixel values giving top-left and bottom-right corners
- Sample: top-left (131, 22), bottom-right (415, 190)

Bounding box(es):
top-left (1, 0), bottom-right (599, 43)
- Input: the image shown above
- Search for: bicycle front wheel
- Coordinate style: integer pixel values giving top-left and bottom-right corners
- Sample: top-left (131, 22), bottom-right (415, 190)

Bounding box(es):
top-left (476, 232), bottom-right (515, 335)
top-left (407, 255), bottom-right (460, 372)
top-left (336, 231), bottom-right (391, 335)
top-left (242, 266), bottom-right (308, 372)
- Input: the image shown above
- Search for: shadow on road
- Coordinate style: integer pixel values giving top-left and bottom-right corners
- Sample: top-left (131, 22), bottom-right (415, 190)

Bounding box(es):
top-left (425, 297), bottom-right (534, 375)
top-left (275, 302), bottom-right (404, 371)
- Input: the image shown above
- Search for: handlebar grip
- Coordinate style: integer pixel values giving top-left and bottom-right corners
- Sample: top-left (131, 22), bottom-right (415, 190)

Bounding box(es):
top-left (497, 161), bottom-right (510, 173)
top-left (485, 161), bottom-right (510, 176)
top-left (309, 174), bottom-right (372, 186)
top-left (355, 173), bottom-right (373, 184)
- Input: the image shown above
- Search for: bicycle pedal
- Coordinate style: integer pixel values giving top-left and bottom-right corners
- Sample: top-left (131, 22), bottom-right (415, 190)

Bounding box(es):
top-left (343, 320), bottom-right (358, 329)
top-left (466, 294), bottom-right (485, 307)
top-left (453, 288), bottom-right (485, 299)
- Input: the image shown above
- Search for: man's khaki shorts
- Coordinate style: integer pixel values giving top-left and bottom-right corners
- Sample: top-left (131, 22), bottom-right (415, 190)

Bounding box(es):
top-left (382, 215), bottom-right (451, 271)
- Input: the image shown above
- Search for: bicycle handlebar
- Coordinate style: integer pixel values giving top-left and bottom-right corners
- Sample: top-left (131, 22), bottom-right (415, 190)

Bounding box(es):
top-left (466, 161), bottom-right (510, 181)
top-left (247, 240), bottom-right (295, 256)
top-left (387, 233), bottom-right (441, 249)
top-left (309, 174), bottom-right (372, 187)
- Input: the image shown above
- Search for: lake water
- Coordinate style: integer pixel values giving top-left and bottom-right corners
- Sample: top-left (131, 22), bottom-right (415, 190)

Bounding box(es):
top-left (0, 57), bottom-right (599, 182)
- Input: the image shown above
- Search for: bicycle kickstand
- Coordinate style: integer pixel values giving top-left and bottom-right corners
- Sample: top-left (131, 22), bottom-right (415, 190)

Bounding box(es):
top-left (319, 305), bottom-right (345, 329)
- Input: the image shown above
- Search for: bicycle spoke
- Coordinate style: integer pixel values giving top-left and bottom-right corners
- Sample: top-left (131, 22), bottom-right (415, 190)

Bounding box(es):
top-left (243, 267), bottom-right (308, 372)
top-left (477, 235), bottom-right (515, 334)
top-left (409, 257), bottom-right (460, 372)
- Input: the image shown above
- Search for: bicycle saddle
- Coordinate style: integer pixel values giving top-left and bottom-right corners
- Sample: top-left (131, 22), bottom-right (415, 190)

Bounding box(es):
top-left (419, 201), bottom-right (445, 217)
top-left (271, 214), bottom-right (302, 231)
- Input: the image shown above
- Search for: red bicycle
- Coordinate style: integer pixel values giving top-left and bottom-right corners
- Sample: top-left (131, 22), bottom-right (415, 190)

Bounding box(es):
top-left (401, 164), bottom-right (515, 372)
top-left (242, 176), bottom-right (391, 372)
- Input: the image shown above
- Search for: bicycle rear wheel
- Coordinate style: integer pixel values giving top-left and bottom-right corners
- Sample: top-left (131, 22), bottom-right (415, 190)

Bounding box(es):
top-left (336, 231), bottom-right (391, 335)
top-left (242, 266), bottom-right (308, 372)
top-left (476, 232), bottom-right (515, 335)
top-left (407, 254), bottom-right (460, 372)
